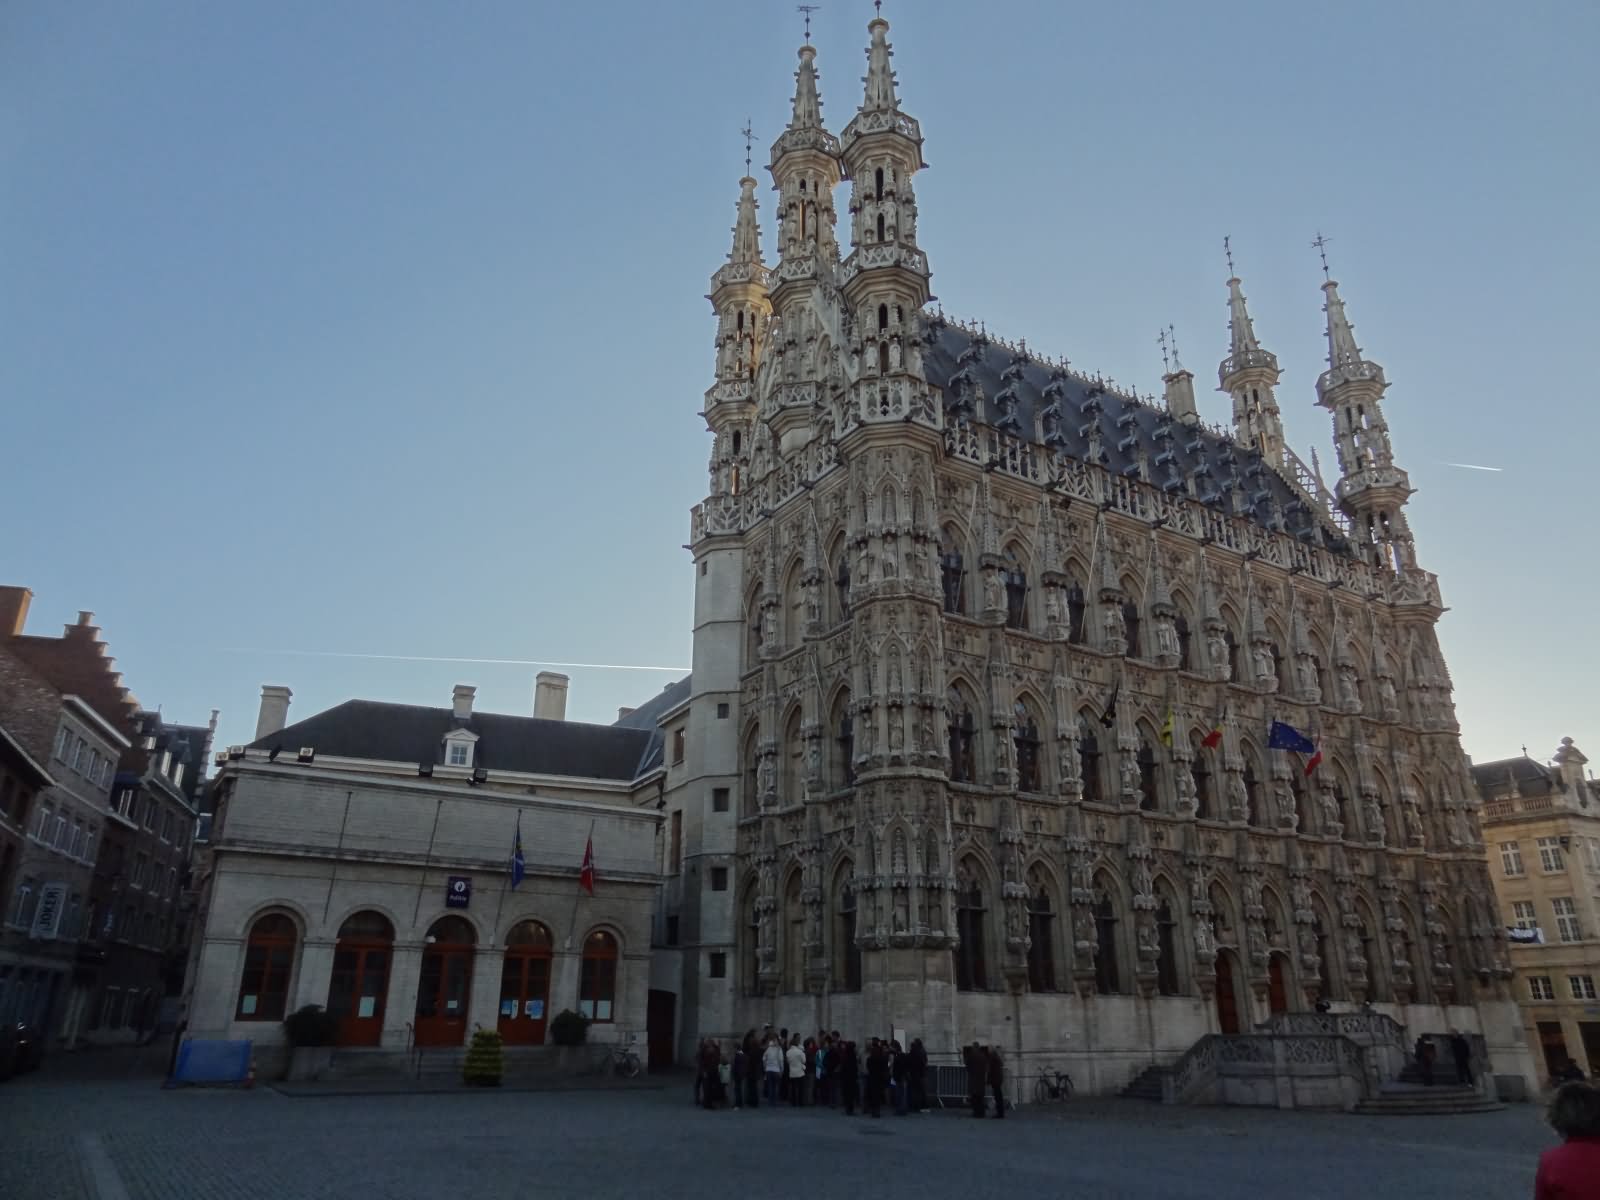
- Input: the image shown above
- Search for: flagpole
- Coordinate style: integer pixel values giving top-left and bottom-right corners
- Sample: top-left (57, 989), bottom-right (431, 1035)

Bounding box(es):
top-left (411, 797), bottom-right (445, 927)
top-left (492, 808), bottom-right (520, 941)
top-left (566, 818), bottom-right (596, 952)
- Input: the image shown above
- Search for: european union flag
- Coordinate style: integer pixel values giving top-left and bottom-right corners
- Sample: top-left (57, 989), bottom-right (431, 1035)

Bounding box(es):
top-left (510, 811), bottom-right (526, 890)
top-left (1267, 721), bottom-right (1316, 755)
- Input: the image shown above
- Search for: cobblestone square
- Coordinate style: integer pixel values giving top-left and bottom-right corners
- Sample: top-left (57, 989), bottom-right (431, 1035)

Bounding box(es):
top-left (0, 1048), bottom-right (1557, 1200)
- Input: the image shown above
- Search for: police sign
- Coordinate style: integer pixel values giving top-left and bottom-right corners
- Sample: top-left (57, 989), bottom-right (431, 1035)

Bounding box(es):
top-left (445, 876), bottom-right (472, 909)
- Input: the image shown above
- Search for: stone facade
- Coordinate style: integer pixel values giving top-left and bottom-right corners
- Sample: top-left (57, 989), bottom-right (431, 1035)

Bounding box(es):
top-left (1474, 738), bottom-right (1600, 1081)
top-left (653, 15), bottom-right (1536, 1094)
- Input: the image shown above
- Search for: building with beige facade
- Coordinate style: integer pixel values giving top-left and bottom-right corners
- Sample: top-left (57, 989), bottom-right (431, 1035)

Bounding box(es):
top-left (1474, 738), bottom-right (1600, 1081)
top-left (644, 13), bottom-right (1536, 1095)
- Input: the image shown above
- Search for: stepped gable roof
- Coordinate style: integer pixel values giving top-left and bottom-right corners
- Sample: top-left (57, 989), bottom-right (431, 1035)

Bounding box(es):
top-left (247, 699), bottom-right (654, 783)
top-left (921, 317), bottom-right (1354, 557)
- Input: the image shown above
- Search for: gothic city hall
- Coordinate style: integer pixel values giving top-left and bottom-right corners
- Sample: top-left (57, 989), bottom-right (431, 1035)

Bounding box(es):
top-left (655, 15), bottom-right (1533, 1091)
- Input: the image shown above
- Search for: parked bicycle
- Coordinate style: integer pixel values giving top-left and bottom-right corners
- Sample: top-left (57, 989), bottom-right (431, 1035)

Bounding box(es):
top-left (595, 1031), bottom-right (642, 1079)
top-left (1034, 1067), bottom-right (1074, 1103)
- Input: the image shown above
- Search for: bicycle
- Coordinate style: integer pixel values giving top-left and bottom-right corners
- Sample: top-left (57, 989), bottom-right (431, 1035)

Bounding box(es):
top-left (595, 1032), bottom-right (642, 1079)
top-left (1034, 1068), bottom-right (1074, 1103)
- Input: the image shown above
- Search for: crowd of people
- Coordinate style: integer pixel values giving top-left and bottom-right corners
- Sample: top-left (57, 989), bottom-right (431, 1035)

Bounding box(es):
top-left (692, 1028), bottom-right (1011, 1119)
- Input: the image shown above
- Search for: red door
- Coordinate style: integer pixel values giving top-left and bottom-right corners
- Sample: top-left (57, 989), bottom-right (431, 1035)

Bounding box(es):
top-left (328, 943), bottom-right (391, 1046)
top-left (414, 946), bottom-right (473, 1047)
top-left (1215, 951), bottom-right (1242, 1034)
top-left (497, 949), bottom-right (551, 1045)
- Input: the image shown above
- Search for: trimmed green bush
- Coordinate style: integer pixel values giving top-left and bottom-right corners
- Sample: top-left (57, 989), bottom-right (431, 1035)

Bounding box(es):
top-left (463, 1028), bottom-right (504, 1086)
top-left (282, 1004), bottom-right (338, 1047)
top-left (550, 1009), bottom-right (590, 1047)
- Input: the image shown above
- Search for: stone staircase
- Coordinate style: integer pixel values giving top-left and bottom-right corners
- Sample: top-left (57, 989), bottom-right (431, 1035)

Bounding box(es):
top-left (1121, 1064), bottom-right (1169, 1102)
top-left (324, 1046), bottom-right (580, 1086)
top-left (1354, 1083), bottom-right (1504, 1115)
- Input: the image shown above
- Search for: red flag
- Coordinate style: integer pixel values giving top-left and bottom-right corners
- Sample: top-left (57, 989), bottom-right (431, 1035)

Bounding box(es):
top-left (1303, 743), bottom-right (1323, 776)
top-left (1201, 714), bottom-right (1224, 749)
top-left (579, 835), bottom-right (596, 896)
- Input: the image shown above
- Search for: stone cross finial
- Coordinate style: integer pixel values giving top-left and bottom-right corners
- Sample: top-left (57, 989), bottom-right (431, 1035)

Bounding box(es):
top-left (742, 118), bottom-right (754, 174)
top-left (798, 4), bottom-right (820, 43)
top-left (1312, 231), bottom-right (1333, 280)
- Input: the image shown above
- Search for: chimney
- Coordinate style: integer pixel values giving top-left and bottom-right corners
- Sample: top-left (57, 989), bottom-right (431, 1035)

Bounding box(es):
top-left (452, 683), bottom-right (476, 722)
top-left (534, 672), bottom-right (569, 721)
top-left (255, 685), bottom-right (293, 741)
top-left (617, 706), bottom-right (636, 722)
top-left (1163, 367), bottom-right (1199, 425)
top-left (0, 586), bottom-right (32, 637)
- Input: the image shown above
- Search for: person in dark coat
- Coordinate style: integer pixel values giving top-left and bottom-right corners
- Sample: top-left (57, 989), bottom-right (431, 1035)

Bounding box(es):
top-left (964, 1043), bottom-right (987, 1118)
top-left (864, 1038), bottom-right (890, 1118)
top-left (700, 1040), bottom-right (724, 1109)
top-left (890, 1039), bottom-right (909, 1115)
top-left (839, 1040), bottom-right (861, 1116)
top-left (741, 1030), bottom-right (762, 1108)
top-left (986, 1045), bottom-right (1007, 1118)
top-left (1448, 1030), bottom-right (1474, 1086)
top-left (908, 1038), bottom-right (929, 1113)
top-left (1415, 1035), bottom-right (1436, 1086)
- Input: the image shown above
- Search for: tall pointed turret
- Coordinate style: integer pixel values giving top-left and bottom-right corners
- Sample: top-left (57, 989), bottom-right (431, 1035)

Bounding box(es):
top-left (769, 44), bottom-right (842, 285)
top-left (704, 175), bottom-right (771, 500)
top-left (1314, 275), bottom-right (1416, 570)
top-left (1218, 261), bottom-right (1286, 462)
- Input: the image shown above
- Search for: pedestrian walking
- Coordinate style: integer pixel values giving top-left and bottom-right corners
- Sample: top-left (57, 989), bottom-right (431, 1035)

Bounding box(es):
top-left (786, 1036), bottom-right (807, 1106)
top-left (909, 1038), bottom-right (929, 1112)
top-left (864, 1038), bottom-right (889, 1118)
top-left (742, 1030), bottom-right (762, 1108)
top-left (1534, 1081), bottom-right (1600, 1200)
top-left (1448, 1030), bottom-right (1474, 1087)
top-left (1415, 1035), bottom-right (1436, 1086)
top-left (964, 1043), bottom-right (986, 1118)
top-left (987, 1045), bottom-right (1007, 1119)
top-left (839, 1041), bottom-right (860, 1116)
top-left (890, 1039), bottom-right (909, 1115)
top-left (763, 1036), bottom-right (783, 1105)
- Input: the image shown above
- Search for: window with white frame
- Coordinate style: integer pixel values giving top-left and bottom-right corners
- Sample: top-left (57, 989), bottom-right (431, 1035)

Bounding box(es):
top-left (70, 737), bottom-right (85, 771)
top-left (1499, 841), bottom-right (1525, 876)
top-left (172, 763), bottom-right (184, 789)
top-left (52, 813), bottom-right (68, 851)
top-left (447, 742), bottom-right (470, 767)
top-left (1529, 975), bottom-right (1555, 1001)
top-left (143, 800), bottom-right (156, 831)
top-left (54, 727), bottom-right (71, 760)
top-left (1512, 901), bottom-right (1538, 930)
top-left (1570, 975), bottom-right (1597, 1001)
top-left (8, 877), bottom-right (36, 927)
top-left (1553, 897), bottom-right (1582, 943)
top-left (81, 750), bottom-right (96, 780)
top-left (1588, 838), bottom-right (1600, 873)
top-left (82, 829), bottom-right (95, 864)
top-left (33, 802), bottom-right (52, 840)
top-left (160, 811), bottom-right (173, 843)
top-left (1537, 836), bottom-right (1566, 873)
top-left (160, 750), bottom-right (172, 777)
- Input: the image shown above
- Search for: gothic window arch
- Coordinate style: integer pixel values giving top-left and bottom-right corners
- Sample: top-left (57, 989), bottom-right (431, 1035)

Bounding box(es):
top-left (1025, 865), bottom-right (1058, 993)
top-left (1209, 884), bottom-right (1238, 945)
top-left (746, 584), bottom-right (765, 664)
top-left (1093, 876), bottom-right (1124, 995)
top-left (1012, 697), bottom-right (1043, 793)
top-left (940, 526), bottom-right (969, 616)
top-left (829, 534), bottom-right (851, 623)
top-left (1261, 887), bottom-right (1288, 950)
top-left (742, 881), bottom-right (761, 996)
top-left (1065, 562), bottom-right (1088, 644)
top-left (1120, 592), bottom-right (1142, 658)
top-left (782, 560), bottom-right (806, 647)
top-left (741, 726), bottom-right (761, 818)
top-left (1219, 605), bottom-right (1243, 680)
top-left (946, 684), bottom-right (979, 784)
top-left (782, 707), bottom-right (805, 807)
top-left (1399, 906), bottom-right (1427, 1004)
top-left (1242, 747), bottom-right (1267, 827)
top-left (1289, 769), bottom-right (1311, 833)
top-left (1003, 545), bottom-right (1030, 630)
top-left (876, 212), bottom-right (886, 243)
top-left (953, 857), bottom-right (990, 991)
top-left (782, 870), bottom-right (805, 993)
top-left (833, 863), bottom-right (861, 992)
top-left (1190, 731), bottom-right (1214, 819)
top-left (1136, 727), bottom-right (1161, 812)
top-left (1171, 590), bottom-right (1195, 670)
top-left (1155, 882), bottom-right (1183, 996)
top-left (1357, 898), bottom-right (1386, 1001)
top-left (1077, 715), bottom-right (1104, 804)
top-left (877, 302), bottom-right (888, 331)
top-left (830, 689), bottom-right (855, 790)
top-left (1332, 762), bottom-right (1359, 839)
top-left (1312, 895), bottom-right (1338, 1000)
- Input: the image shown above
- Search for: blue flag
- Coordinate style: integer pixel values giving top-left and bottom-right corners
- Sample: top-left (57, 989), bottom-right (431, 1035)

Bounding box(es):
top-left (1267, 720), bottom-right (1316, 755)
top-left (510, 811), bottom-right (525, 890)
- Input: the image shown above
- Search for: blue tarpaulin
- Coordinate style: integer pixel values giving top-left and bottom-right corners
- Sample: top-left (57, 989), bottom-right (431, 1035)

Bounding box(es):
top-left (171, 1039), bottom-right (252, 1085)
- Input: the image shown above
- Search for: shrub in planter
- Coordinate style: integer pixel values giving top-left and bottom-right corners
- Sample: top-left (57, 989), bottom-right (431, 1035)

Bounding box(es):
top-left (550, 1009), bottom-right (590, 1047)
top-left (463, 1029), bottom-right (504, 1086)
top-left (282, 1005), bottom-right (339, 1047)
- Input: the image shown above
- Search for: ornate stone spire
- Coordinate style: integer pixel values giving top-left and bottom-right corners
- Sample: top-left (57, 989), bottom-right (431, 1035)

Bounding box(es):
top-left (768, 45), bottom-right (842, 283)
top-left (860, 15), bottom-right (899, 113)
top-left (790, 42), bottom-right (824, 132)
top-left (1218, 264), bottom-right (1285, 463)
top-left (704, 174), bottom-right (770, 501)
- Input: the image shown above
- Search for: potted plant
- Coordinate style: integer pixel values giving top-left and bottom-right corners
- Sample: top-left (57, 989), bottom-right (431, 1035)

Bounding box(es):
top-left (282, 1004), bottom-right (339, 1081)
top-left (549, 1008), bottom-right (589, 1071)
top-left (463, 1028), bottom-right (504, 1087)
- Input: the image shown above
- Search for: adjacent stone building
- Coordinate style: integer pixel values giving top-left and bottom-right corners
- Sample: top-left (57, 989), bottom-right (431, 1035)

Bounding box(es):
top-left (1474, 738), bottom-right (1600, 1080)
top-left (184, 680), bottom-right (664, 1074)
top-left (646, 15), bottom-right (1535, 1093)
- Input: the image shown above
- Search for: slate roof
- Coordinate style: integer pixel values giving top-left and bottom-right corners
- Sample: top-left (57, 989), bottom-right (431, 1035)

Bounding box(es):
top-left (613, 675), bottom-right (692, 776)
top-left (922, 319), bottom-right (1355, 556)
top-left (248, 700), bottom-right (655, 783)
top-left (1470, 756), bottom-right (1557, 797)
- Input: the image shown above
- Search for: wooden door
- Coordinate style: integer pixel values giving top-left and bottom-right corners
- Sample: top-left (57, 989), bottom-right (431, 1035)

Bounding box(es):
top-left (328, 943), bottom-right (391, 1046)
top-left (1215, 951), bottom-right (1241, 1034)
top-left (414, 946), bottom-right (472, 1047)
top-left (1268, 954), bottom-right (1289, 1015)
top-left (497, 949), bottom-right (551, 1045)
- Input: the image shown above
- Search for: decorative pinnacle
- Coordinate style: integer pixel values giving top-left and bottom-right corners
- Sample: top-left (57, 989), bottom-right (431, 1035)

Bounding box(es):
top-left (1157, 328), bottom-right (1169, 372)
top-left (798, 5), bottom-right (820, 43)
top-left (741, 118), bottom-right (753, 174)
top-left (1312, 231), bottom-right (1332, 281)
top-left (1224, 235), bottom-right (1235, 277)
top-left (1168, 324), bottom-right (1182, 370)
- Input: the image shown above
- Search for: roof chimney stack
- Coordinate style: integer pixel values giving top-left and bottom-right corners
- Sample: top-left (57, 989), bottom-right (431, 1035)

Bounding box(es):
top-left (452, 684), bottom-right (476, 722)
top-left (534, 672), bottom-right (569, 721)
top-left (0, 586), bottom-right (32, 637)
top-left (255, 685), bottom-right (292, 741)
top-left (617, 706), bottom-right (636, 722)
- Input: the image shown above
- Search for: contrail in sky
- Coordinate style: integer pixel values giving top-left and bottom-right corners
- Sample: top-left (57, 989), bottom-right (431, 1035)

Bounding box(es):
top-left (223, 648), bottom-right (689, 673)
top-left (1439, 461), bottom-right (1504, 473)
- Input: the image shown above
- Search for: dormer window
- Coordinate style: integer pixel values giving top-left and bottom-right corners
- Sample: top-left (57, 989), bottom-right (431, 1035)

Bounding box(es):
top-left (442, 729), bottom-right (479, 771)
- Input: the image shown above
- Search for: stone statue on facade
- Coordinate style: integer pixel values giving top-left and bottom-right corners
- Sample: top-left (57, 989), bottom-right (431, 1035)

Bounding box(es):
top-left (1337, 663), bottom-right (1360, 711)
top-left (1206, 628), bottom-right (1230, 680)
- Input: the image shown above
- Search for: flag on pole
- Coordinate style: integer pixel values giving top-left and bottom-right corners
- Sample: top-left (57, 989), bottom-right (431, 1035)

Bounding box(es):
top-left (579, 831), bottom-right (596, 896)
top-left (509, 811), bottom-right (526, 890)
top-left (1098, 682), bottom-right (1120, 730)
top-left (1303, 740), bottom-right (1324, 777)
top-left (1267, 720), bottom-right (1316, 755)
top-left (1160, 708), bottom-right (1175, 748)
top-left (1201, 712), bottom-right (1224, 749)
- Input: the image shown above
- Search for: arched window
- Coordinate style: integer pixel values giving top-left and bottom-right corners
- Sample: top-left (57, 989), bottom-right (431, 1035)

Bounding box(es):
top-left (1013, 704), bottom-right (1041, 793)
top-left (578, 930), bottom-right (618, 1022)
top-left (835, 871), bottom-right (861, 991)
top-left (1078, 719), bottom-right (1102, 803)
top-left (784, 872), bottom-right (805, 992)
top-left (1191, 735), bottom-right (1213, 819)
top-left (783, 562), bottom-right (806, 648)
top-left (954, 868), bottom-right (988, 991)
top-left (1290, 771), bottom-right (1311, 833)
top-left (1271, 642), bottom-right (1289, 692)
top-left (835, 706), bottom-right (855, 789)
top-left (878, 342), bottom-right (890, 373)
top-left (1243, 757), bottom-right (1264, 826)
top-left (834, 556), bottom-right (851, 620)
top-left (1027, 880), bottom-right (1056, 993)
top-left (1156, 898), bottom-right (1181, 996)
top-left (1313, 912), bottom-right (1333, 999)
top-left (1334, 772), bottom-right (1359, 838)
top-left (874, 167), bottom-right (884, 201)
top-left (877, 303), bottom-right (888, 331)
top-left (1067, 583), bottom-right (1087, 644)
top-left (1094, 888), bottom-right (1122, 995)
top-left (947, 688), bottom-right (976, 784)
top-left (1004, 549), bottom-right (1028, 630)
top-left (782, 709), bottom-right (804, 806)
top-left (744, 891), bottom-right (761, 996)
top-left (1176, 614), bottom-right (1192, 670)
top-left (1223, 628), bottom-right (1241, 681)
top-left (940, 534), bottom-right (967, 615)
top-left (236, 912), bottom-right (296, 1021)
top-left (742, 726), bottom-right (761, 818)
top-left (876, 212), bottom-right (886, 243)
top-left (746, 587), bottom-right (764, 663)
top-left (1137, 741), bottom-right (1159, 812)
top-left (1122, 601), bottom-right (1142, 658)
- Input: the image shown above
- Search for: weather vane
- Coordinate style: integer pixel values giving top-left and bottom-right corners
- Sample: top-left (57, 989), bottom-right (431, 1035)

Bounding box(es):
top-left (1157, 328), bottom-right (1170, 372)
top-left (798, 4), bottom-right (820, 42)
top-left (741, 118), bottom-right (754, 175)
top-left (1223, 234), bottom-right (1235, 277)
top-left (1312, 231), bottom-right (1333, 280)
top-left (1168, 324), bottom-right (1182, 370)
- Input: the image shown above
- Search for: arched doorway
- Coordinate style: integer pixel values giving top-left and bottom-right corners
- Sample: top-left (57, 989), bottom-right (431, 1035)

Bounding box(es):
top-left (327, 911), bottom-right (394, 1046)
top-left (498, 920), bottom-right (553, 1045)
top-left (1215, 949), bottom-right (1242, 1034)
top-left (1268, 952), bottom-right (1291, 1016)
top-left (414, 916), bottom-right (475, 1047)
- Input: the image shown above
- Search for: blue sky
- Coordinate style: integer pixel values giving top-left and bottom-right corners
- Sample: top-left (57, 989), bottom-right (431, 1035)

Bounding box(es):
top-left (2, 1), bottom-right (1594, 768)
